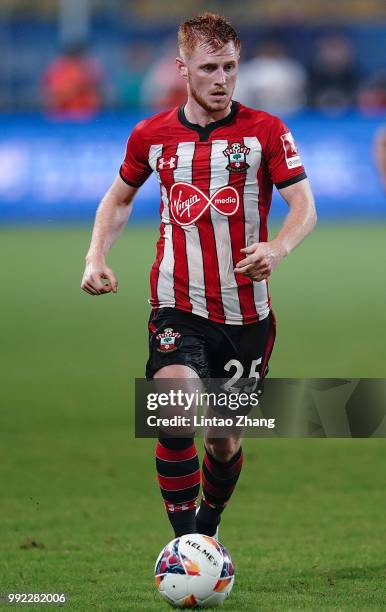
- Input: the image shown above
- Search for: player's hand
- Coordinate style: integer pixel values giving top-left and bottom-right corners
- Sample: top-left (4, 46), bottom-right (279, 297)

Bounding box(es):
top-left (234, 241), bottom-right (285, 281)
top-left (81, 260), bottom-right (118, 296)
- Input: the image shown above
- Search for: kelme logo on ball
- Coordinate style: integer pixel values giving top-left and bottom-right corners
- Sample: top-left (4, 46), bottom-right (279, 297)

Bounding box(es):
top-left (170, 183), bottom-right (239, 226)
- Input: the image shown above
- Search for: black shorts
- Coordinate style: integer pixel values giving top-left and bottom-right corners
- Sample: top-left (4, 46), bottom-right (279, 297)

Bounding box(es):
top-left (146, 307), bottom-right (276, 386)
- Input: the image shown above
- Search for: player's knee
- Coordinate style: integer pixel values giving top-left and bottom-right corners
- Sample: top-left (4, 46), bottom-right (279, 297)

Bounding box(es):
top-left (154, 364), bottom-right (199, 379)
top-left (205, 438), bottom-right (240, 462)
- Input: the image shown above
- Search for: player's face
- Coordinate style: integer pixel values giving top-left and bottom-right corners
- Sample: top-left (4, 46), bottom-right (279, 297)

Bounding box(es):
top-left (183, 42), bottom-right (239, 114)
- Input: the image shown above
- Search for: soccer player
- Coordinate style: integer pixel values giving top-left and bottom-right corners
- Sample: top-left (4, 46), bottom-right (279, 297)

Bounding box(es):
top-left (81, 13), bottom-right (317, 539)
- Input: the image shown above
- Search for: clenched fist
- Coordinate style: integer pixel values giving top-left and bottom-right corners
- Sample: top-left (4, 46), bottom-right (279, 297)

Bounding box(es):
top-left (234, 241), bottom-right (285, 282)
top-left (81, 260), bottom-right (118, 296)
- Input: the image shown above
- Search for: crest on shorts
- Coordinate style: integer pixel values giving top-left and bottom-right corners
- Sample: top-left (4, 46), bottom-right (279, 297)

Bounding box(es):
top-left (223, 142), bottom-right (250, 173)
top-left (156, 327), bottom-right (181, 353)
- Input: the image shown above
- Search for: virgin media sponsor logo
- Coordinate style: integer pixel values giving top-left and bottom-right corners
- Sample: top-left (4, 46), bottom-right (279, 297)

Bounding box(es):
top-left (169, 182), bottom-right (239, 226)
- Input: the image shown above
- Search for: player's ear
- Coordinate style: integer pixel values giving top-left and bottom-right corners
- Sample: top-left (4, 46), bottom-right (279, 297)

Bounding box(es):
top-left (176, 57), bottom-right (188, 80)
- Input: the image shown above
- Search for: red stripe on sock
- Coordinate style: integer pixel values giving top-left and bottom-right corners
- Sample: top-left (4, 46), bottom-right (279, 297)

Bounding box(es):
top-left (158, 469), bottom-right (200, 491)
top-left (204, 451), bottom-right (244, 478)
top-left (156, 441), bottom-right (197, 462)
top-left (229, 454), bottom-right (243, 476)
top-left (202, 475), bottom-right (235, 500)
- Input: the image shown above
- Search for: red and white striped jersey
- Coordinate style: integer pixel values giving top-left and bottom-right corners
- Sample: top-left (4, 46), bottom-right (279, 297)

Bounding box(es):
top-left (120, 101), bottom-right (306, 325)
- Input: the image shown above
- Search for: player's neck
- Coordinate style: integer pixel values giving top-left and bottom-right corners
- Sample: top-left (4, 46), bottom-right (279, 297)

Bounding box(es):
top-left (183, 98), bottom-right (232, 127)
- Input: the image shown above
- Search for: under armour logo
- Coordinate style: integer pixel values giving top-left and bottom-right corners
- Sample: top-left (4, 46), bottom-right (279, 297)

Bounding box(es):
top-left (157, 156), bottom-right (178, 170)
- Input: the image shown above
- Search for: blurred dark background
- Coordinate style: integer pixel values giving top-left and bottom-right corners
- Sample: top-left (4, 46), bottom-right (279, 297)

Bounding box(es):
top-left (0, 0), bottom-right (385, 221)
top-left (1, 0), bottom-right (386, 115)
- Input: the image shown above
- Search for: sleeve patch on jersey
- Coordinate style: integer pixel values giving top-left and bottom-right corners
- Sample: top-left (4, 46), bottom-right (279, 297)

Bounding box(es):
top-left (281, 132), bottom-right (302, 169)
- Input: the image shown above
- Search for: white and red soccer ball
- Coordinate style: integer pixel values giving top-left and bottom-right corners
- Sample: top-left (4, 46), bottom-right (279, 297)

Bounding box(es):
top-left (154, 533), bottom-right (234, 608)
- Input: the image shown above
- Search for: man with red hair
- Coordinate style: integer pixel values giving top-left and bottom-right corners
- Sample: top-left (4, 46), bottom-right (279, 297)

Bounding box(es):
top-left (81, 13), bottom-right (316, 539)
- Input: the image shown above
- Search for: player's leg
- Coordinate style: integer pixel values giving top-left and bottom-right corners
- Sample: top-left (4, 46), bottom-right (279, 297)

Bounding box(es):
top-left (154, 364), bottom-right (201, 537)
top-left (196, 312), bottom-right (276, 536)
top-left (146, 308), bottom-right (212, 537)
top-left (196, 435), bottom-right (243, 537)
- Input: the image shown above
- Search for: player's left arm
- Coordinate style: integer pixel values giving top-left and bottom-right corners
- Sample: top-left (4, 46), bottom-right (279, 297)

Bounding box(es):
top-left (234, 178), bottom-right (317, 281)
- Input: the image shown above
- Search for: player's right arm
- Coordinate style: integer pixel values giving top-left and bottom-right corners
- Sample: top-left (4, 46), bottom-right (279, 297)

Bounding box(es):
top-left (81, 119), bottom-right (152, 296)
top-left (81, 175), bottom-right (138, 295)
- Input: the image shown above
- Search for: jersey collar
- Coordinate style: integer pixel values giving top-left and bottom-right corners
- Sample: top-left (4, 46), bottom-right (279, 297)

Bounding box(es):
top-left (178, 100), bottom-right (239, 142)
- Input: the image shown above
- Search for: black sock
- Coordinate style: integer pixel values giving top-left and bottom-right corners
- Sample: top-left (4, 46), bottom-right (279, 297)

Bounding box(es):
top-left (196, 446), bottom-right (243, 536)
top-left (156, 435), bottom-right (200, 537)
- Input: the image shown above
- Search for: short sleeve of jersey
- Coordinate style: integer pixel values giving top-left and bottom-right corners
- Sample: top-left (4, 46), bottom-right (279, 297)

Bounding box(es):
top-left (119, 121), bottom-right (152, 187)
top-left (266, 116), bottom-right (307, 189)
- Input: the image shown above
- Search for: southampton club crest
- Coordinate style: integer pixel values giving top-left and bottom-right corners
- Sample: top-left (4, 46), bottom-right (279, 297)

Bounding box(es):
top-left (223, 142), bottom-right (250, 173)
top-left (156, 328), bottom-right (181, 353)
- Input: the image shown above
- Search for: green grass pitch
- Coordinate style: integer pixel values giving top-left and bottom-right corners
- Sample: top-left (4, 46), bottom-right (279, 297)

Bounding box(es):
top-left (0, 224), bottom-right (385, 611)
